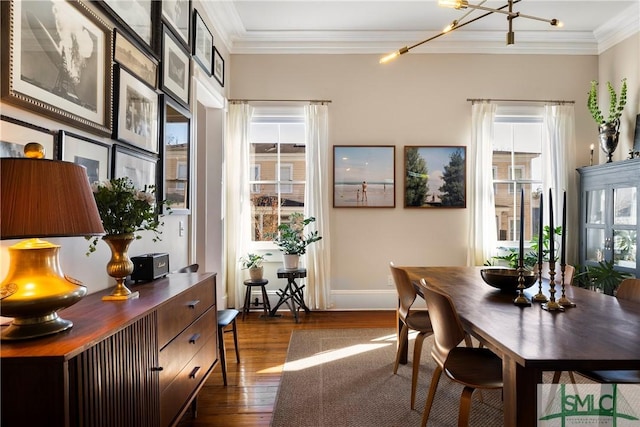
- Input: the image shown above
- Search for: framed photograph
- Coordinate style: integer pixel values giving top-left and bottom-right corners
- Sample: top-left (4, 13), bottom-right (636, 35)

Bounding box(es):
top-left (114, 65), bottom-right (159, 153)
top-left (59, 130), bottom-right (111, 184)
top-left (1, 0), bottom-right (113, 135)
top-left (0, 115), bottom-right (55, 159)
top-left (98, 0), bottom-right (153, 48)
top-left (333, 145), bottom-right (395, 208)
top-left (161, 26), bottom-right (190, 107)
top-left (162, 0), bottom-right (190, 47)
top-left (404, 146), bottom-right (466, 208)
top-left (113, 144), bottom-right (157, 190)
top-left (192, 9), bottom-right (213, 76)
top-left (114, 29), bottom-right (158, 88)
top-left (163, 97), bottom-right (191, 213)
top-left (213, 46), bottom-right (225, 87)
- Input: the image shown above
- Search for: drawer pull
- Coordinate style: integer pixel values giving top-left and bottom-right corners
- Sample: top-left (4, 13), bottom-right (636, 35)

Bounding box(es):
top-left (189, 366), bottom-right (201, 379)
top-left (189, 333), bottom-right (201, 344)
top-left (151, 366), bottom-right (164, 372)
top-left (188, 300), bottom-right (200, 309)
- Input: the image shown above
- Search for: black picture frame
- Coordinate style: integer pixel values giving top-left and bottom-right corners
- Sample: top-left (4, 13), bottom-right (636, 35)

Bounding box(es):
top-left (113, 144), bottom-right (158, 191)
top-left (634, 114), bottom-right (640, 153)
top-left (113, 29), bottom-right (158, 88)
top-left (0, 115), bottom-right (56, 159)
top-left (114, 65), bottom-right (159, 153)
top-left (192, 9), bottom-right (213, 76)
top-left (161, 25), bottom-right (190, 107)
top-left (1, 0), bottom-right (113, 135)
top-left (97, 0), bottom-right (154, 50)
top-left (333, 145), bottom-right (396, 208)
top-left (162, 96), bottom-right (191, 214)
top-left (162, 0), bottom-right (191, 48)
top-left (59, 130), bottom-right (111, 184)
top-left (213, 46), bottom-right (225, 87)
top-left (404, 145), bottom-right (467, 208)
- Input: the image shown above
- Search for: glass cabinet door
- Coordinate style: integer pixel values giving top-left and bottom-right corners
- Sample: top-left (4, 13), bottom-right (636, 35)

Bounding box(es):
top-left (612, 187), bottom-right (637, 268)
top-left (586, 189), bottom-right (605, 224)
top-left (586, 228), bottom-right (605, 262)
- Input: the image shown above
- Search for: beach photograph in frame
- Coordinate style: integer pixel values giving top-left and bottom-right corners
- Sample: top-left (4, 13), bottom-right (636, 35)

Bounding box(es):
top-left (213, 46), bottom-right (224, 87)
top-left (114, 29), bottom-right (158, 88)
top-left (1, 0), bottom-right (112, 135)
top-left (114, 66), bottom-right (159, 153)
top-left (59, 130), bottom-right (111, 184)
top-left (192, 9), bottom-right (213, 76)
top-left (99, 0), bottom-right (153, 48)
top-left (163, 98), bottom-right (191, 213)
top-left (113, 144), bottom-right (157, 190)
top-left (404, 145), bottom-right (466, 208)
top-left (162, 0), bottom-right (190, 47)
top-left (0, 116), bottom-right (55, 159)
top-left (162, 26), bottom-right (190, 107)
top-left (333, 145), bottom-right (395, 208)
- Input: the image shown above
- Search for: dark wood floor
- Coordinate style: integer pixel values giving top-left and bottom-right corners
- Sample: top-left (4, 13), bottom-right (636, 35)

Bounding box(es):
top-left (177, 310), bottom-right (396, 426)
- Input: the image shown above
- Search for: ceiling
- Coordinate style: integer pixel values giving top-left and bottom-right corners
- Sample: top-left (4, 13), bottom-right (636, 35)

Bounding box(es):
top-left (201, 0), bottom-right (639, 56)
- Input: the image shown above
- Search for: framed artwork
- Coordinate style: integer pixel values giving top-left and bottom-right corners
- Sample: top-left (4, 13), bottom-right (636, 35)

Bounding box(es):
top-left (162, 26), bottom-right (190, 107)
top-left (192, 9), bottom-right (213, 76)
top-left (162, 0), bottom-right (190, 47)
top-left (213, 46), bottom-right (225, 87)
top-left (0, 115), bottom-right (55, 159)
top-left (0, 0), bottom-right (113, 135)
top-left (114, 29), bottom-right (158, 88)
top-left (114, 65), bottom-right (159, 153)
top-left (98, 0), bottom-right (153, 48)
top-left (59, 130), bottom-right (111, 184)
top-left (113, 144), bottom-right (157, 190)
top-left (404, 145), bottom-right (466, 208)
top-left (634, 114), bottom-right (640, 153)
top-left (333, 145), bottom-right (395, 208)
top-left (163, 97), bottom-right (191, 213)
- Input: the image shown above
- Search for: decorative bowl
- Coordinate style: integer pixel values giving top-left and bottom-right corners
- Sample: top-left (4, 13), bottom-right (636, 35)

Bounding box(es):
top-left (480, 268), bottom-right (537, 293)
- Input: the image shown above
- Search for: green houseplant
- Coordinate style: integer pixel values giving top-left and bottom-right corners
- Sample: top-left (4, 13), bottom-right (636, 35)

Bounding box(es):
top-left (574, 260), bottom-right (632, 296)
top-left (588, 78), bottom-right (627, 162)
top-left (272, 213), bottom-right (322, 269)
top-left (240, 252), bottom-right (272, 280)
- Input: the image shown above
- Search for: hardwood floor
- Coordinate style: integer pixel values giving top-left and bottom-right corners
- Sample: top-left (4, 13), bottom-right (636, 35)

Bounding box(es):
top-left (177, 310), bottom-right (396, 426)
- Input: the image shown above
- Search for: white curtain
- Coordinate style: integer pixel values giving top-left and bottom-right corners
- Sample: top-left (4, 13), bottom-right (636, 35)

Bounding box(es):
top-left (542, 104), bottom-right (577, 263)
top-left (224, 103), bottom-right (253, 308)
top-left (467, 102), bottom-right (498, 266)
top-left (304, 104), bottom-right (331, 309)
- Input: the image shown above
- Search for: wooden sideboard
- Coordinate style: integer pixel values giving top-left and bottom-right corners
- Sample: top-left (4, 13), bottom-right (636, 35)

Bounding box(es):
top-left (0, 272), bottom-right (217, 427)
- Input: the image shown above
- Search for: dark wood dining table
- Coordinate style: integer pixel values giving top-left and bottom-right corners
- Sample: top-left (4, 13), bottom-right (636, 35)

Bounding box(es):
top-left (401, 266), bottom-right (640, 427)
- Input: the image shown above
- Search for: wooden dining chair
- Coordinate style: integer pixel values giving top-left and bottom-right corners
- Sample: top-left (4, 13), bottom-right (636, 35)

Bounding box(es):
top-left (389, 262), bottom-right (433, 409)
top-left (173, 263), bottom-right (200, 273)
top-left (534, 262), bottom-right (575, 285)
top-left (419, 279), bottom-right (503, 427)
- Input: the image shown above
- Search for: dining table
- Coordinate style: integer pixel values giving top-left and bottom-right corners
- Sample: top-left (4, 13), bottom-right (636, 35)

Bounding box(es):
top-left (400, 266), bottom-right (640, 427)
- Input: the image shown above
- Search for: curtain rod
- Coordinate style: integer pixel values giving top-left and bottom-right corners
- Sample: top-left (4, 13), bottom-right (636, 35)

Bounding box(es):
top-left (229, 99), bottom-right (332, 104)
top-left (467, 98), bottom-right (574, 104)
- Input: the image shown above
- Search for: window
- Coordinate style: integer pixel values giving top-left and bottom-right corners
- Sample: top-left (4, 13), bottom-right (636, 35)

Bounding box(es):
top-left (249, 106), bottom-right (306, 241)
top-left (492, 107), bottom-right (543, 245)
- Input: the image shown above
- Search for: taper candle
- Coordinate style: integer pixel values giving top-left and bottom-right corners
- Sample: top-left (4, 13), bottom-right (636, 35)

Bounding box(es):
top-left (538, 193), bottom-right (544, 266)
top-left (519, 188), bottom-right (524, 266)
top-left (561, 191), bottom-right (567, 265)
top-left (549, 189), bottom-right (554, 262)
top-left (590, 144), bottom-right (594, 166)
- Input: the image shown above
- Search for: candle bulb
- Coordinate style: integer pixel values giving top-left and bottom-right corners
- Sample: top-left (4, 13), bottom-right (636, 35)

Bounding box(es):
top-left (538, 193), bottom-right (544, 266)
top-left (549, 189), bottom-right (554, 263)
top-left (519, 188), bottom-right (524, 267)
top-left (590, 144), bottom-right (594, 166)
top-left (561, 191), bottom-right (567, 266)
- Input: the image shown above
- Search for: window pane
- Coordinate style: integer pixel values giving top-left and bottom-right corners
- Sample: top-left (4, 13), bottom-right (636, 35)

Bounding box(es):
top-left (251, 184), bottom-right (279, 241)
top-left (280, 123), bottom-right (305, 143)
top-left (613, 229), bottom-right (636, 266)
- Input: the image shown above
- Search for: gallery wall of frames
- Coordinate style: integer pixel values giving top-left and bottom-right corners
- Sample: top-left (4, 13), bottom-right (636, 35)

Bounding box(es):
top-left (0, 0), bottom-right (225, 214)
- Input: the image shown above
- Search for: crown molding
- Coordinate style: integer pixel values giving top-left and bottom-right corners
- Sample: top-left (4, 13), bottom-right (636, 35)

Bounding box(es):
top-left (594, 3), bottom-right (640, 54)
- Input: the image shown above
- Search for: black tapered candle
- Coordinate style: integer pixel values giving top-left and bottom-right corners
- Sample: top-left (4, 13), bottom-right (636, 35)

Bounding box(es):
top-left (561, 191), bottom-right (567, 265)
top-left (549, 189), bottom-right (554, 263)
top-left (519, 188), bottom-right (524, 267)
top-left (538, 193), bottom-right (544, 266)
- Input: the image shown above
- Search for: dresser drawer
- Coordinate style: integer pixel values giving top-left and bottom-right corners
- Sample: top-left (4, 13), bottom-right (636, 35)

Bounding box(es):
top-left (157, 278), bottom-right (215, 348)
top-left (160, 334), bottom-right (217, 427)
top-left (158, 307), bottom-right (217, 393)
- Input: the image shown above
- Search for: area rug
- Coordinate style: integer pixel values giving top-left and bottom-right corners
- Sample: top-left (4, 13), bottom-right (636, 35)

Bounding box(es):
top-left (270, 328), bottom-right (504, 427)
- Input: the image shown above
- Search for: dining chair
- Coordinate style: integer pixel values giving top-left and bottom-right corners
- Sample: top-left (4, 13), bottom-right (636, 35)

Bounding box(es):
top-left (419, 278), bottom-right (503, 427)
top-left (218, 308), bottom-right (241, 386)
top-left (173, 263), bottom-right (200, 273)
top-left (534, 261), bottom-right (575, 285)
top-left (389, 262), bottom-right (433, 409)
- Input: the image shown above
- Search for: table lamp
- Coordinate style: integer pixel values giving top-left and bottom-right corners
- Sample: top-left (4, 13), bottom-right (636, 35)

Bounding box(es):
top-left (0, 143), bottom-right (105, 340)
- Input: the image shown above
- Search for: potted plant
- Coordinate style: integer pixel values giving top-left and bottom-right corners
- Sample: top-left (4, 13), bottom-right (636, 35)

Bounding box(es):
top-left (574, 260), bottom-right (632, 295)
top-left (272, 213), bottom-right (322, 270)
top-left (240, 252), bottom-right (272, 280)
top-left (588, 78), bottom-right (627, 162)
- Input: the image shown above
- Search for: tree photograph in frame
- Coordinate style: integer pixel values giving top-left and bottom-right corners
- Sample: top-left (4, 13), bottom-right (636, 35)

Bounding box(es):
top-left (1, 0), bottom-right (112, 135)
top-left (0, 116), bottom-right (55, 159)
top-left (114, 29), bottom-right (158, 88)
top-left (115, 66), bottom-right (159, 153)
top-left (213, 46), bottom-right (224, 87)
top-left (404, 145), bottom-right (466, 208)
top-left (99, 0), bottom-right (153, 48)
top-left (59, 130), bottom-right (111, 184)
top-left (113, 145), bottom-right (157, 190)
top-left (163, 98), bottom-right (191, 213)
top-left (333, 145), bottom-right (395, 208)
top-left (192, 9), bottom-right (213, 76)
top-left (162, 0), bottom-right (190, 47)
top-left (162, 26), bottom-right (190, 107)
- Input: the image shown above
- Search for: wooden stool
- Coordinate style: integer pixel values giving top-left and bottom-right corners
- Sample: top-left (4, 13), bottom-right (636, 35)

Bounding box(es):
top-left (217, 309), bottom-right (240, 386)
top-left (242, 279), bottom-right (271, 320)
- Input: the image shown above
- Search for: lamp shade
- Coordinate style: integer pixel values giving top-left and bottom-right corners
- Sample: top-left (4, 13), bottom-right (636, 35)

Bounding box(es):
top-left (1, 157), bottom-right (105, 239)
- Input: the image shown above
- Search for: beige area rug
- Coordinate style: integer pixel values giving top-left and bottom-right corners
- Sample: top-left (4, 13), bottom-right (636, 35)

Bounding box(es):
top-left (270, 328), bottom-right (505, 427)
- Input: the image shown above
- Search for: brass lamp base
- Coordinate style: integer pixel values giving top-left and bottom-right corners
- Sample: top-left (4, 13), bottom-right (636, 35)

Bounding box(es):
top-left (1, 312), bottom-right (73, 340)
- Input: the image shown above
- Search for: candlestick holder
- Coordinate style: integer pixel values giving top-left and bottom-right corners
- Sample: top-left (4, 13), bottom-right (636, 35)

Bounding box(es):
top-left (557, 263), bottom-right (576, 308)
top-left (513, 264), bottom-right (531, 307)
top-left (542, 261), bottom-right (564, 312)
top-left (532, 262), bottom-right (548, 303)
